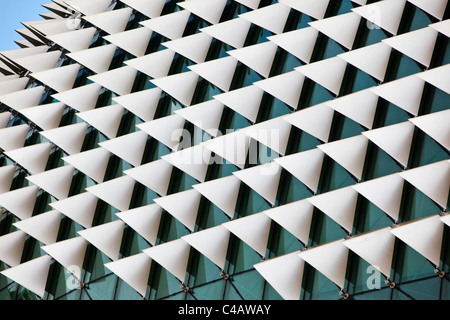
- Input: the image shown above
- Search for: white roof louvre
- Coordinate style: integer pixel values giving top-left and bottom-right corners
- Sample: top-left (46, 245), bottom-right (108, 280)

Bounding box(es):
top-left (213, 85), bottom-right (264, 123)
top-left (174, 99), bottom-right (224, 138)
top-left (0, 46), bottom-right (49, 61)
top-left (41, 236), bottom-right (87, 281)
top-left (150, 71), bottom-right (199, 107)
top-left (12, 50), bottom-right (61, 73)
top-left (4, 142), bottom-right (52, 175)
top-left (105, 253), bottom-right (152, 297)
top-left (239, 2), bottom-right (291, 35)
top-left (222, 212), bottom-right (272, 257)
top-left (0, 165), bottom-right (15, 193)
top-left (62, 147), bottom-right (111, 183)
top-left (0, 86), bottom-right (45, 111)
top-left (352, 173), bottom-right (404, 222)
top-left (192, 174), bottom-right (241, 219)
top-left (84, 7), bottom-right (133, 35)
top-left (267, 27), bottom-right (318, 64)
top-left (46, 27), bottom-right (97, 53)
top-left (227, 41), bottom-right (278, 78)
top-left (0, 77), bottom-right (32, 96)
top-left (0, 112), bottom-right (11, 129)
top-left (153, 188), bottom-right (201, 232)
top-left (244, 117), bottom-right (292, 156)
top-left (409, 109), bottom-right (450, 151)
top-left (19, 102), bottom-right (66, 130)
top-left (362, 121), bottom-right (415, 168)
top-left (274, 148), bottom-right (324, 194)
top-left (298, 239), bottom-right (349, 289)
top-left (76, 104), bottom-right (124, 139)
top-left (125, 49), bottom-right (175, 79)
top-left (0, 255), bottom-right (52, 299)
top-left (88, 66), bottom-right (137, 96)
top-left (78, 220), bottom-right (125, 261)
top-left (254, 251), bottom-right (305, 300)
top-left (0, 185), bottom-right (38, 220)
top-left (417, 64), bottom-right (450, 95)
top-left (136, 114), bottom-right (186, 151)
top-left (309, 12), bottom-right (361, 50)
top-left (283, 103), bottom-right (334, 142)
top-left (399, 160), bottom-right (450, 209)
top-left (254, 71), bottom-right (305, 109)
top-left (181, 225), bottom-right (231, 269)
top-left (52, 83), bottom-right (102, 113)
top-left (13, 210), bottom-right (61, 245)
top-left (103, 27), bottom-right (153, 57)
top-left (338, 42), bottom-right (392, 82)
top-left (86, 175), bottom-right (136, 212)
top-left (31, 63), bottom-right (80, 93)
top-left (382, 27), bottom-right (438, 68)
top-left (318, 134), bottom-right (368, 180)
top-left (40, 122), bottom-right (88, 155)
top-left (278, 0), bottom-right (329, 20)
top-left (119, 0), bottom-right (166, 18)
top-left (390, 215), bottom-right (444, 267)
top-left (50, 192), bottom-right (98, 229)
top-left (140, 10), bottom-right (191, 41)
top-left (407, 0), bottom-right (448, 20)
top-left (0, 231), bottom-right (26, 267)
top-left (99, 130), bottom-right (148, 167)
top-left (232, 162), bottom-right (282, 206)
top-left (67, 44), bottom-right (117, 74)
top-left (112, 88), bottom-right (162, 122)
top-left (430, 20), bottom-right (450, 38)
top-left (308, 186), bottom-right (358, 233)
top-left (124, 159), bottom-right (173, 196)
top-left (26, 165), bottom-right (74, 200)
top-left (143, 239), bottom-right (190, 283)
top-left (200, 17), bottom-right (251, 49)
top-left (162, 144), bottom-right (211, 183)
top-left (352, 0), bottom-right (406, 35)
top-left (178, 0), bottom-right (228, 25)
top-left (264, 199), bottom-right (314, 245)
top-left (0, 124), bottom-right (29, 151)
top-left (325, 88), bottom-right (378, 129)
top-left (343, 227), bottom-right (396, 278)
top-left (64, 0), bottom-right (112, 15)
top-left (188, 56), bottom-right (238, 92)
top-left (295, 56), bottom-right (347, 96)
top-left (202, 130), bottom-right (251, 169)
top-left (115, 204), bottom-right (162, 246)
top-left (162, 32), bottom-right (212, 64)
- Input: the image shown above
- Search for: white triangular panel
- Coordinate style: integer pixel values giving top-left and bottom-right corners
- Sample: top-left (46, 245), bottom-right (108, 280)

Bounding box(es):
top-left (12, 50), bottom-right (61, 73)
top-left (112, 88), bottom-right (161, 122)
top-left (31, 63), bottom-right (80, 93)
top-left (103, 27), bottom-right (153, 57)
top-left (200, 17), bottom-right (251, 49)
top-left (137, 114), bottom-right (186, 151)
top-left (88, 66), bottom-right (137, 96)
top-left (151, 71), bottom-right (199, 107)
top-left (0, 86), bottom-right (45, 111)
top-left (239, 2), bottom-right (291, 34)
top-left (0, 231), bottom-right (26, 267)
top-left (86, 175), bottom-right (136, 212)
top-left (189, 56), bottom-right (238, 92)
top-left (84, 7), bottom-right (133, 35)
top-left (408, 0), bottom-right (448, 20)
top-left (77, 104), bottom-right (124, 139)
top-left (175, 99), bottom-right (224, 137)
top-left (62, 147), bottom-right (110, 183)
top-left (64, 0), bottom-right (112, 15)
top-left (163, 32), bottom-right (212, 64)
top-left (46, 27), bottom-right (97, 53)
top-left (99, 130), bottom-right (148, 167)
top-left (4, 142), bottom-right (52, 175)
top-left (120, 0), bottom-right (166, 18)
top-left (0, 185), bottom-right (38, 220)
top-left (178, 0), bottom-right (228, 25)
top-left (124, 159), bottom-right (172, 196)
top-left (140, 10), bottom-right (191, 41)
top-left (50, 192), bottom-right (98, 229)
top-left (40, 122), bottom-right (88, 155)
top-left (409, 109), bottom-right (450, 151)
top-left (0, 124), bottom-right (29, 151)
top-left (19, 102), bottom-right (65, 131)
top-left (52, 83), bottom-right (102, 112)
top-left (279, 0), bottom-right (329, 19)
top-left (125, 49), bottom-right (175, 79)
top-left (0, 165), bottom-right (15, 194)
top-left (430, 20), bottom-right (450, 38)
top-left (26, 165), bottom-right (74, 200)
top-left (417, 64), bottom-right (450, 95)
top-left (13, 210), bottom-right (61, 245)
top-left (67, 44), bottom-right (117, 74)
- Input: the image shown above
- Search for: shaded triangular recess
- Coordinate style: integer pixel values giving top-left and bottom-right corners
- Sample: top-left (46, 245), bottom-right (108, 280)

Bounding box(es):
top-left (232, 162), bottom-right (282, 206)
top-left (86, 175), bottom-right (136, 212)
top-left (399, 160), bottom-right (450, 209)
top-left (124, 159), bottom-right (172, 196)
top-left (105, 253), bottom-right (152, 297)
top-left (274, 148), bottom-right (324, 194)
top-left (153, 188), bottom-right (201, 232)
top-left (99, 130), bottom-right (148, 167)
top-left (115, 204), bottom-right (162, 246)
top-left (390, 215), bottom-right (444, 267)
top-left (50, 192), bottom-right (98, 229)
top-left (0, 255), bottom-right (52, 299)
top-left (264, 199), bottom-right (314, 245)
top-left (343, 227), bottom-right (395, 278)
top-left (0, 231), bottom-right (26, 267)
top-left (254, 251), bottom-right (304, 300)
top-left (239, 2), bottom-right (291, 35)
top-left (182, 225), bottom-right (230, 270)
top-left (13, 210), bottom-right (61, 245)
top-left (62, 147), bottom-right (111, 183)
top-left (193, 174), bottom-right (241, 219)
top-left (222, 212), bottom-right (272, 257)
top-left (318, 134), bottom-right (368, 180)
top-left (298, 239), bottom-right (349, 289)
top-left (103, 27), bottom-right (153, 58)
top-left (352, 173), bottom-right (404, 222)
top-left (78, 220), bottom-right (125, 261)
top-left (409, 109), bottom-right (450, 151)
top-left (143, 239), bottom-right (191, 283)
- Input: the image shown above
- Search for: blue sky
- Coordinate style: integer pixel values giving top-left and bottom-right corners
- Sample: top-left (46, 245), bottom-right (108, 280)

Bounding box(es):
top-left (0, 0), bottom-right (48, 51)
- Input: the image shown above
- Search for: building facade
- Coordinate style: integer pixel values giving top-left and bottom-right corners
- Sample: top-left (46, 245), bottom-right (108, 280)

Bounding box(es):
top-left (0, 0), bottom-right (449, 300)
